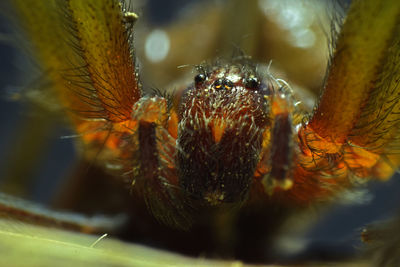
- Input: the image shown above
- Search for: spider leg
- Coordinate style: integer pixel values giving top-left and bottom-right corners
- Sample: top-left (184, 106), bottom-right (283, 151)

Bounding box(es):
top-left (259, 84), bottom-right (296, 192)
top-left (130, 96), bottom-right (193, 229)
top-left (298, 0), bottom-right (400, 189)
top-left (13, 0), bottom-right (141, 124)
top-left (12, 0), bottom-right (152, 184)
top-left (256, 0), bottom-right (400, 205)
top-left (0, 192), bottom-right (126, 234)
top-left (8, 0), bottom-right (149, 230)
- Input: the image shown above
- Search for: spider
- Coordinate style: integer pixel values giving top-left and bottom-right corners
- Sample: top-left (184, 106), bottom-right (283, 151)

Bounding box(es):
top-left (1, 0), bottom-right (400, 265)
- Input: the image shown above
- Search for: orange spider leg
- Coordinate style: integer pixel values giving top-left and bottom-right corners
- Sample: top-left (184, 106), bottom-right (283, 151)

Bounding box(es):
top-left (254, 0), bottom-right (400, 206)
top-left (13, 0), bottom-right (148, 163)
top-left (11, 0), bottom-right (166, 228)
top-left (287, 0), bottom-right (400, 205)
top-left (258, 83), bottom-right (295, 193)
top-left (13, 0), bottom-right (140, 125)
top-left (13, 0), bottom-right (187, 229)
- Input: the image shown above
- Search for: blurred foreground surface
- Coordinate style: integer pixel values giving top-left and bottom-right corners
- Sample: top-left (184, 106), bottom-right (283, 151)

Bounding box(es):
top-left (0, 218), bottom-right (369, 267)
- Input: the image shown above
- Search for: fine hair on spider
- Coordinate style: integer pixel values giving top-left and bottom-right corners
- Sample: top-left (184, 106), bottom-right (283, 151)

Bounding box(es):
top-left (1, 0), bottom-right (400, 266)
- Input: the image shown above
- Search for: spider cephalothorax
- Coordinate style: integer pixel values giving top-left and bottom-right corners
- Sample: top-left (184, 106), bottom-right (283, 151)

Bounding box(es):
top-left (177, 62), bottom-right (272, 206)
top-left (127, 60), bottom-right (297, 228)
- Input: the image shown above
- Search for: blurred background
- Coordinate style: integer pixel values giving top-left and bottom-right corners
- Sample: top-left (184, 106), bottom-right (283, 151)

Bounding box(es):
top-left (0, 0), bottom-right (399, 262)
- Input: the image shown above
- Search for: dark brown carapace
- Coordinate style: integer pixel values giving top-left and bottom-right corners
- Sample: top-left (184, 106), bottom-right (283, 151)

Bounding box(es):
top-left (177, 63), bottom-right (271, 206)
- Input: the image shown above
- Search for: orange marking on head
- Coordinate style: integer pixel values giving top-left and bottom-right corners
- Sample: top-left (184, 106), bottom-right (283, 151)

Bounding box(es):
top-left (211, 119), bottom-right (227, 143)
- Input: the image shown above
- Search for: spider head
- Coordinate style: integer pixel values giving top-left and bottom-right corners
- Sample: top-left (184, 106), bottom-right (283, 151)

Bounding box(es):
top-left (176, 63), bottom-right (272, 207)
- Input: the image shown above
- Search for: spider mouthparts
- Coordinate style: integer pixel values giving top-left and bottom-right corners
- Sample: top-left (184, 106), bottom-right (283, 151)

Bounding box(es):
top-left (203, 190), bottom-right (226, 206)
top-left (262, 175), bottom-right (294, 195)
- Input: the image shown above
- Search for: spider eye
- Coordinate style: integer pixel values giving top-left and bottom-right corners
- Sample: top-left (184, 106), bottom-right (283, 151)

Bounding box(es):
top-left (194, 73), bottom-right (206, 84)
top-left (244, 77), bottom-right (260, 90)
top-left (224, 80), bottom-right (234, 90)
top-left (213, 78), bottom-right (224, 90)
